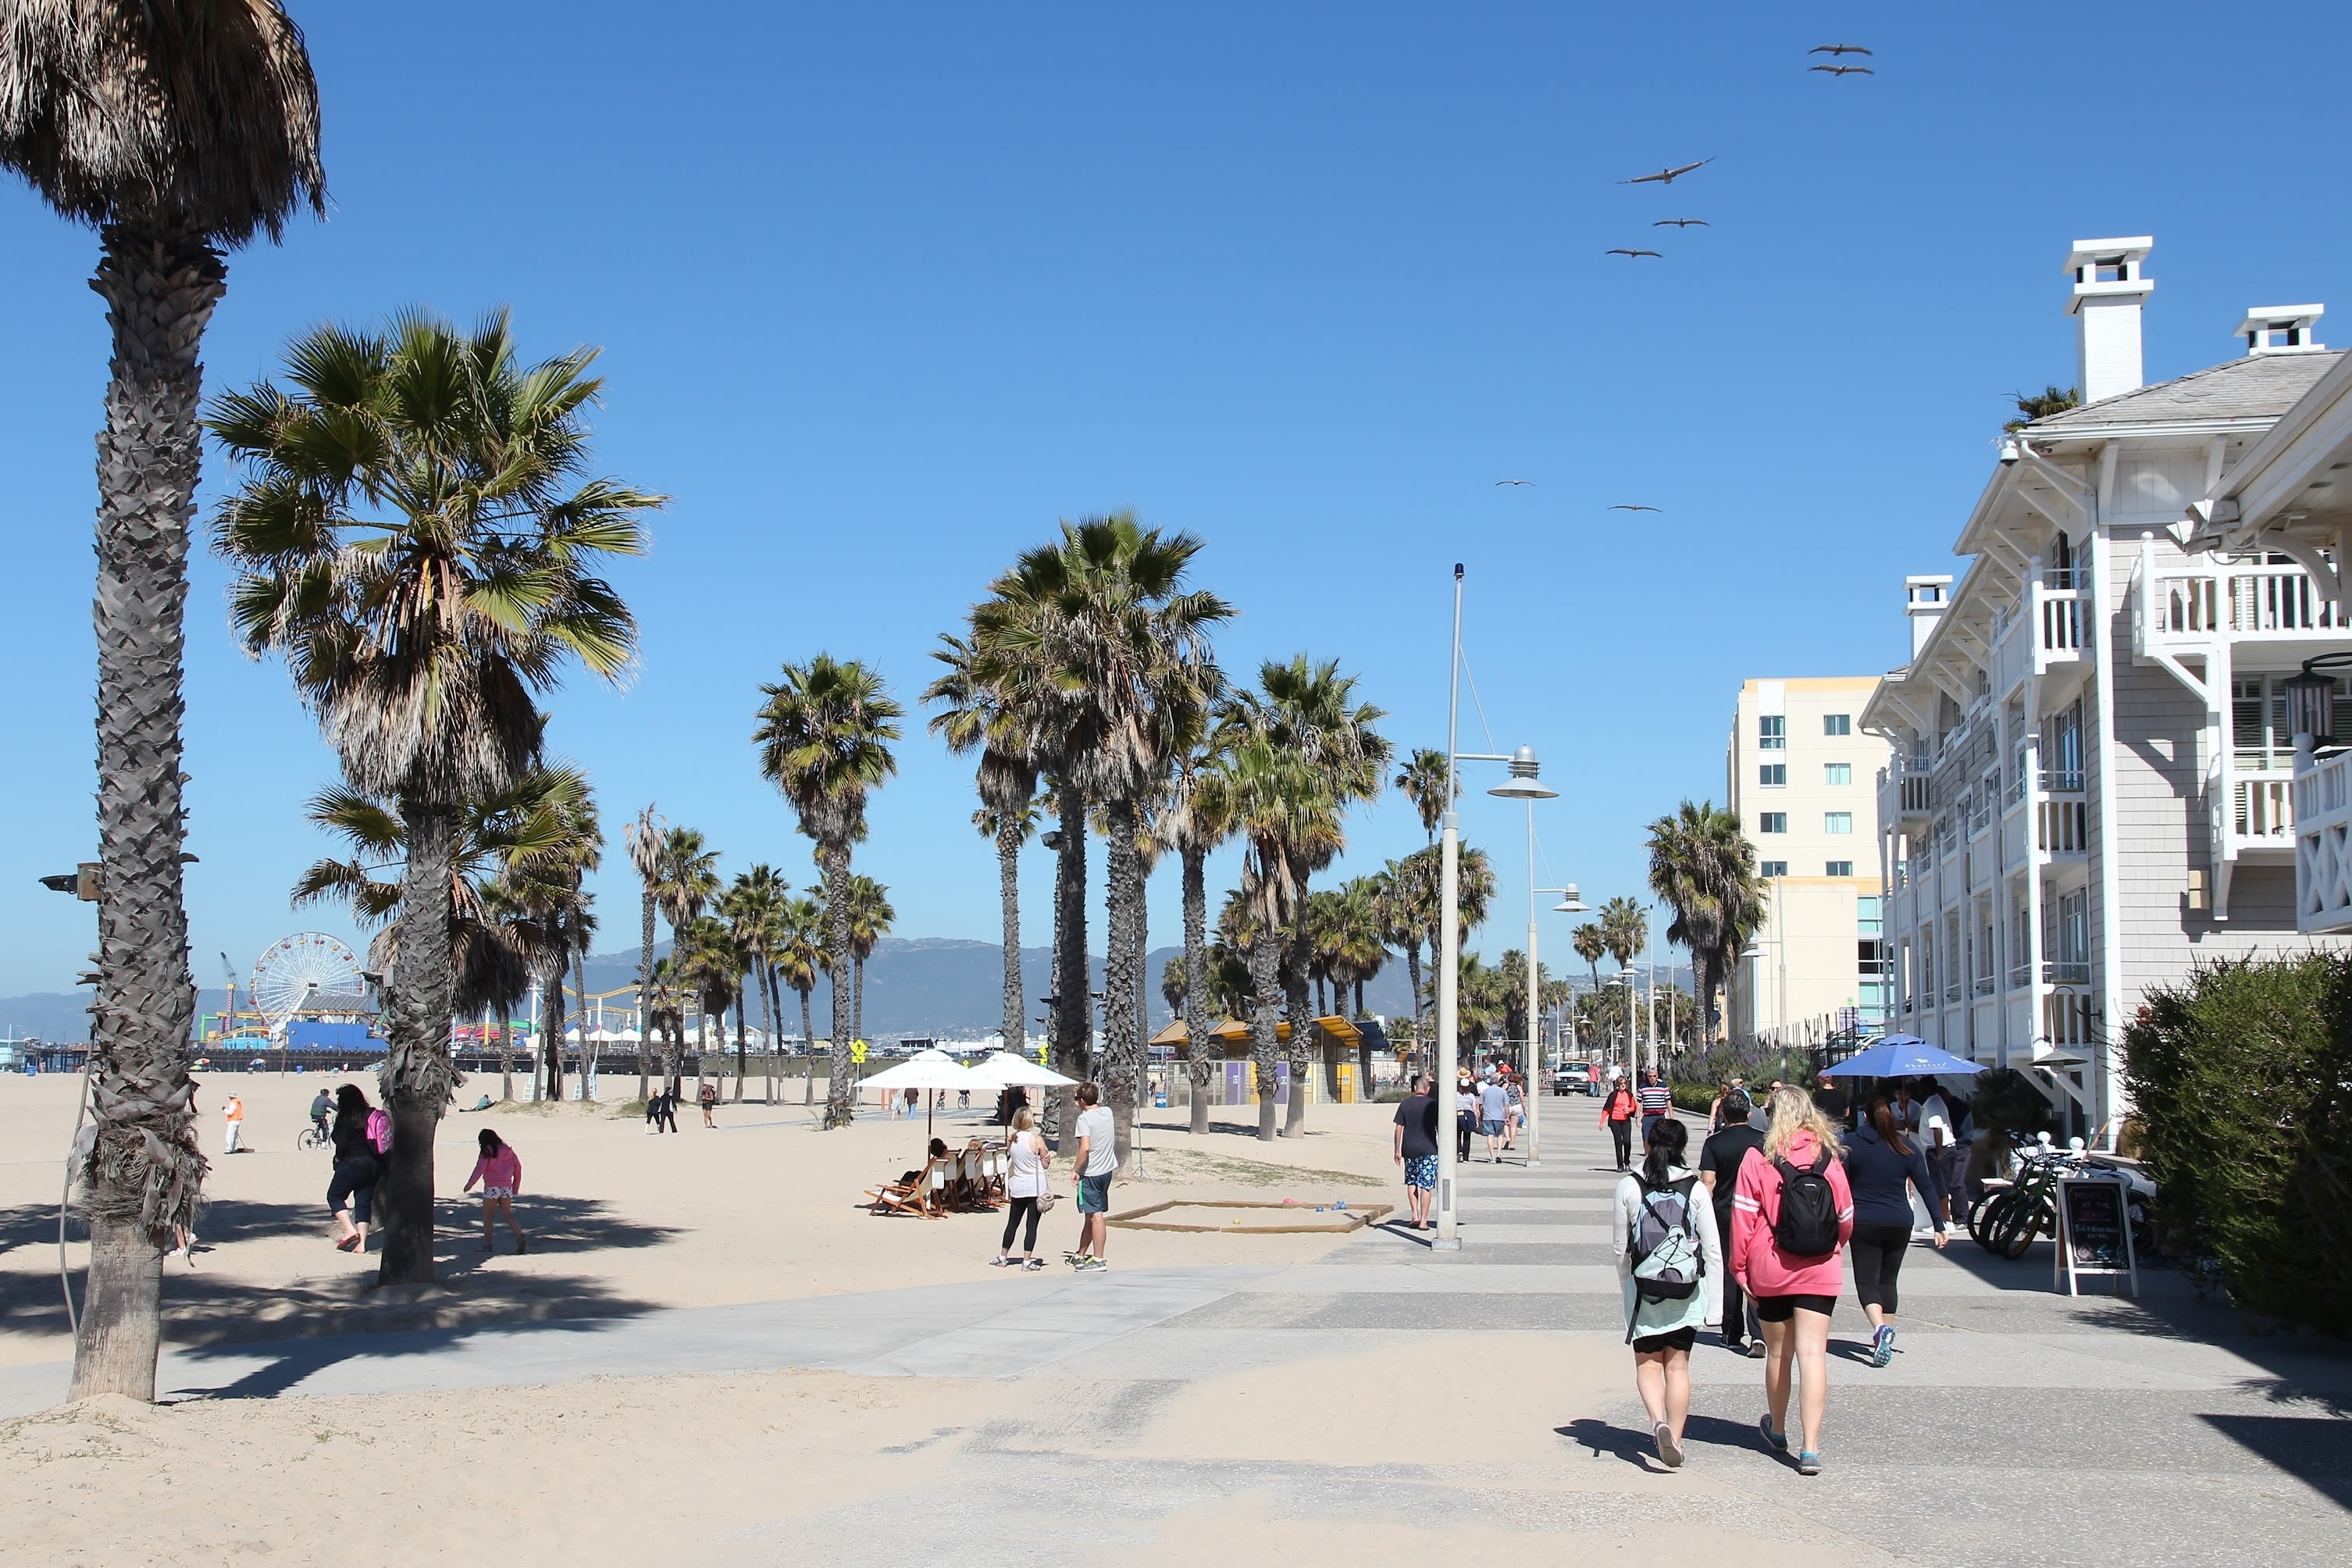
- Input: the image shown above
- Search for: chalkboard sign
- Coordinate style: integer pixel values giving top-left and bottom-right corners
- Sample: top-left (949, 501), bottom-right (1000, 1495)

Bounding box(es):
top-left (2054, 1175), bottom-right (2138, 1296)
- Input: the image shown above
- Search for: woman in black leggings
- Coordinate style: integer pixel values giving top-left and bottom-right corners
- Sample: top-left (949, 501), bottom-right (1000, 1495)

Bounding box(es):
top-left (1842, 1092), bottom-right (1948, 1367)
top-left (993, 1108), bottom-right (1051, 1270)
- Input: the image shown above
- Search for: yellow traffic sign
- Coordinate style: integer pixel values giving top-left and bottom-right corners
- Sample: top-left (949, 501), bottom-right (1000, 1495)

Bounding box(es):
top-left (850, 1039), bottom-right (868, 1065)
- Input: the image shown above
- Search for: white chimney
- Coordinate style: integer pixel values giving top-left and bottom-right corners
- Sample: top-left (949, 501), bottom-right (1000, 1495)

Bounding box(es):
top-left (1905, 574), bottom-right (1952, 660)
top-left (2065, 237), bottom-right (2155, 404)
top-left (2236, 305), bottom-right (2325, 355)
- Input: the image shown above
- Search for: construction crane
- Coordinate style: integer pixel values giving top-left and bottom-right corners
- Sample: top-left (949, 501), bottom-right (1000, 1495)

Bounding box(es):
top-left (220, 952), bottom-right (239, 1021)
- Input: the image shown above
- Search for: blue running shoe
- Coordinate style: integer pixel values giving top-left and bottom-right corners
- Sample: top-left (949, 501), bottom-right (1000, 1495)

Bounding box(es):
top-left (1876, 1325), bottom-right (1897, 1367)
top-left (1798, 1450), bottom-right (1822, 1476)
top-left (1759, 1413), bottom-right (1787, 1452)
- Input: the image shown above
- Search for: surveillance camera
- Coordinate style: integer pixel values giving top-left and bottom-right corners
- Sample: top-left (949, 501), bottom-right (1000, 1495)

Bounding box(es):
top-left (1998, 439), bottom-right (2022, 467)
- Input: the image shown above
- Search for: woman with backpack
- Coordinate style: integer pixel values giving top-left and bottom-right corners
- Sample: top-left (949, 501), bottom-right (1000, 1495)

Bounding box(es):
top-left (1844, 1092), bottom-right (1947, 1367)
top-left (1611, 1117), bottom-right (1721, 1469)
top-left (1730, 1085), bottom-right (1855, 1477)
top-left (326, 1083), bottom-right (383, 1255)
top-left (1598, 1078), bottom-right (1638, 1172)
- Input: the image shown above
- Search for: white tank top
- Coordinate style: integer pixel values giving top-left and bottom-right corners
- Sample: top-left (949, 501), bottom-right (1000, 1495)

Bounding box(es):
top-left (1006, 1132), bottom-right (1048, 1198)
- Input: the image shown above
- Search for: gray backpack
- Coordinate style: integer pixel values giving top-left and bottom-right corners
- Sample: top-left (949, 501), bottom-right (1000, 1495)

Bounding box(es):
top-left (1627, 1175), bottom-right (1704, 1324)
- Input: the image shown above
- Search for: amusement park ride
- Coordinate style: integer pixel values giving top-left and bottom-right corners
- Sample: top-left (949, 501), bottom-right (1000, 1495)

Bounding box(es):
top-left (204, 932), bottom-right (376, 1051)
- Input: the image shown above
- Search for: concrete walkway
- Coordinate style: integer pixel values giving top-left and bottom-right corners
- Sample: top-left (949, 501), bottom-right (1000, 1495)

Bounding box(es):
top-left (7, 1114), bottom-right (2350, 1565)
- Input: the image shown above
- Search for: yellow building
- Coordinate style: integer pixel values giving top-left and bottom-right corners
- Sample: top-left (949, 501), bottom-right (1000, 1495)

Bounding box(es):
top-left (1723, 676), bottom-right (1892, 1045)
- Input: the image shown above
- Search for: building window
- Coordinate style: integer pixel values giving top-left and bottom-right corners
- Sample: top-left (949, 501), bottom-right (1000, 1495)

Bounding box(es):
top-left (1759, 813), bottom-right (1787, 834)
top-left (1760, 860), bottom-right (1788, 878)
top-left (1824, 812), bottom-right (1854, 834)
top-left (1759, 763), bottom-right (1787, 787)
top-left (1826, 860), bottom-right (1854, 877)
top-left (1857, 896), bottom-right (1881, 933)
top-left (2042, 701), bottom-right (2085, 792)
top-left (1759, 715), bottom-right (1785, 750)
top-left (1824, 714), bottom-right (1851, 736)
top-left (1823, 762), bottom-right (1851, 786)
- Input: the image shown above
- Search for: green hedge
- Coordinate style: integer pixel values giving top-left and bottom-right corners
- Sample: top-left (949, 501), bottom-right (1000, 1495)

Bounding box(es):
top-left (2122, 953), bottom-right (2352, 1335)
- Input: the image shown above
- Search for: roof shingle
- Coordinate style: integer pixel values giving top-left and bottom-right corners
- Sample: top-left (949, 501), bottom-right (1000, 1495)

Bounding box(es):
top-left (2029, 350), bottom-right (2343, 431)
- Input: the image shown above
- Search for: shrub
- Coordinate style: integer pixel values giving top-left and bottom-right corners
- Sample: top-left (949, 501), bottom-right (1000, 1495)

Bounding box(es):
top-left (2121, 953), bottom-right (2352, 1335)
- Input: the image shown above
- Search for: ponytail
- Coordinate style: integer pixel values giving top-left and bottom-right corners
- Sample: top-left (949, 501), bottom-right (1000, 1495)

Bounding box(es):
top-left (1641, 1116), bottom-right (1688, 1186)
top-left (1867, 1095), bottom-right (1914, 1156)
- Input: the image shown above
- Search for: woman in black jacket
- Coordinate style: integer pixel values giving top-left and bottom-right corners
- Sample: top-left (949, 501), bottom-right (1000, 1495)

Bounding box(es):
top-left (1841, 1094), bottom-right (1947, 1367)
top-left (327, 1083), bottom-right (380, 1255)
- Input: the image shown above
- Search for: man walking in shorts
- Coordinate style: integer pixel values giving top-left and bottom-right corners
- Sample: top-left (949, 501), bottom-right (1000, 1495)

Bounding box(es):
top-left (1477, 1075), bottom-right (1511, 1162)
top-left (1070, 1082), bottom-right (1117, 1271)
top-left (1392, 1074), bottom-right (1439, 1229)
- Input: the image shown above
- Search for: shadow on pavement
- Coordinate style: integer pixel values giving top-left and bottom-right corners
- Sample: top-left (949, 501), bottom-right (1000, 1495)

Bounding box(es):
top-left (1, 1192), bottom-right (679, 1352)
top-left (1557, 1412), bottom-right (1765, 1470)
top-left (2198, 1412), bottom-right (2352, 1508)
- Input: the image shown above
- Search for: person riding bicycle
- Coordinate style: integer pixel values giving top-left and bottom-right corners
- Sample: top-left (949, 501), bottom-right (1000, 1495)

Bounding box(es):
top-left (308, 1087), bottom-right (332, 1144)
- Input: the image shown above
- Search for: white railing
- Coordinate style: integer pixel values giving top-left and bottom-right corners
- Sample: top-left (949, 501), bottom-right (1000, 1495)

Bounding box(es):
top-left (2140, 560), bottom-right (2343, 652)
top-left (2040, 589), bottom-right (2087, 660)
top-left (2230, 565), bottom-right (2347, 634)
top-left (2043, 989), bottom-right (2093, 1047)
top-left (2037, 795), bottom-right (2089, 854)
top-left (2234, 773), bottom-right (2293, 841)
top-left (2296, 750), bottom-right (2352, 933)
top-left (2158, 573), bottom-right (2220, 635)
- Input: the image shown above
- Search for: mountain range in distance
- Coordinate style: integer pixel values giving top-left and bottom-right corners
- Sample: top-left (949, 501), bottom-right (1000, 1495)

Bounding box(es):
top-left (2, 935), bottom-right (1688, 1044)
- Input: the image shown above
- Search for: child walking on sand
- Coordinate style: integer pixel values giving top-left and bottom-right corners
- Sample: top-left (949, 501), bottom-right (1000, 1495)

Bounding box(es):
top-left (464, 1128), bottom-right (529, 1254)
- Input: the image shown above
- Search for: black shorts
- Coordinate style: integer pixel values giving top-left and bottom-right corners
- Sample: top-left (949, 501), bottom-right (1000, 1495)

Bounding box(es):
top-left (1753, 1292), bottom-right (1837, 1323)
top-left (1631, 1326), bottom-right (1697, 1354)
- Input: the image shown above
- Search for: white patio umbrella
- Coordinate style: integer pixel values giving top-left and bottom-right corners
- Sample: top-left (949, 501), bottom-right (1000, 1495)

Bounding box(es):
top-left (859, 1053), bottom-right (989, 1138)
top-left (968, 1051), bottom-right (1078, 1088)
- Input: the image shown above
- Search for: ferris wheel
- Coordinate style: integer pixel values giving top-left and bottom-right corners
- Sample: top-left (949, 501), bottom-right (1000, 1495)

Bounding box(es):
top-left (249, 932), bottom-right (369, 1038)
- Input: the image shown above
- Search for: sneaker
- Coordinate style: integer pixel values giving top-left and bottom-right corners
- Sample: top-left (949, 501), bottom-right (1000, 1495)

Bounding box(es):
top-left (989, 1256), bottom-right (1013, 1267)
top-left (1748, 1340), bottom-right (1767, 1360)
top-left (1871, 1325), bottom-right (1894, 1367)
top-left (1797, 1450), bottom-right (1822, 1476)
top-left (1021, 1258), bottom-right (1046, 1271)
top-left (1654, 1422), bottom-right (1684, 1469)
top-left (1759, 1413), bottom-right (1787, 1452)
top-left (1073, 1256), bottom-right (1107, 1273)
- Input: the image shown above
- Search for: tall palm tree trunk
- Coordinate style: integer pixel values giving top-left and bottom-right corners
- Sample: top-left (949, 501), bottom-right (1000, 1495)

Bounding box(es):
top-left (821, 844), bottom-right (856, 1128)
top-left (69, 229), bottom-right (228, 1403)
top-left (1282, 900), bottom-right (1315, 1138)
top-left (996, 818), bottom-right (1025, 1063)
top-left (1247, 932), bottom-right (1282, 1142)
top-left (573, 946), bottom-right (592, 1100)
top-left (380, 799), bottom-right (458, 1285)
top-left (1404, 939), bottom-right (1424, 1051)
top-left (636, 889), bottom-right (655, 1103)
top-left (542, 968), bottom-right (566, 1104)
top-left (1051, 788), bottom-right (1088, 1141)
top-left (499, 1009), bottom-right (515, 1103)
top-left (852, 954), bottom-right (866, 1057)
top-left (757, 960), bottom-right (775, 1104)
top-left (1181, 846), bottom-right (1213, 1135)
top-left (1101, 798), bottom-right (1141, 1174)
top-left (733, 985), bottom-right (748, 1102)
top-left (798, 983), bottom-right (818, 1107)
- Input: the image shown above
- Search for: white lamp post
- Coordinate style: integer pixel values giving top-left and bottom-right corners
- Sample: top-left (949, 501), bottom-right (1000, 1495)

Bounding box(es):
top-left (1434, 566), bottom-right (1556, 1247)
top-left (1522, 880), bottom-right (1590, 1167)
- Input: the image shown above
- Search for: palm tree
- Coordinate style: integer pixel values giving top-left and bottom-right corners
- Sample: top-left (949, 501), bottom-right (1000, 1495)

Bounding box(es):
top-left (776, 894), bottom-right (825, 1105)
top-left (1378, 850), bottom-right (1436, 1043)
top-left (846, 874), bottom-right (894, 1048)
top-left (1646, 800), bottom-right (1767, 1051)
top-left (1160, 747), bottom-right (1237, 1134)
top-left (1599, 894), bottom-right (1651, 1068)
top-left (1230, 656), bottom-right (1390, 1136)
top-left (1322, 875), bottom-right (1388, 1092)
top-left (214, 310), bottom-right (660, 1286)
top-left (1222, 734), bottom-right (1337, 1140)
top-left (6, 0), bottom-right (325, 1402)
top-left (651, 826), bottom-right (719, 1092)
top-left (625, 806), bottom-right (666, 1102)
top-left (1393, 747), bottom-right (1455, 845)
top-left (675, 915), bottom-right (739, 1085)
top-left (1160, 953), bottom-right (1189, 1021)
top-left (755, 654), bottom-right (900, 1128)
top-left (726, 865), bottom-right (789, 1103)
top-left (1573, 921), bottom-right (1607, 1010)
top-left (925, 630), bottom-right (1040, 1074)
top-left (645, 955), bottom-right (686, 1082)
top-left (968, 515), bottom-right (1230, 1162)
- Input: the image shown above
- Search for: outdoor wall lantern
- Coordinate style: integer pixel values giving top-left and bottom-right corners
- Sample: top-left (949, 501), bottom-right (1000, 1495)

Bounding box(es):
top-left (2287, 652), bottom-right (2352, 751)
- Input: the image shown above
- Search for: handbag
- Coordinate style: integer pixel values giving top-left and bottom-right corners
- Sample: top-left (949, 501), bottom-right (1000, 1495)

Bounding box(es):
top-left (1037, 1189), bottom-right (1060, 1213)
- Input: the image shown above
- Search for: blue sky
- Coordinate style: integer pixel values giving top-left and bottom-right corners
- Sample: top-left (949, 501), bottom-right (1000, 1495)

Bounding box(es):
top-left (3, 1), bottom-right (2347, 1000)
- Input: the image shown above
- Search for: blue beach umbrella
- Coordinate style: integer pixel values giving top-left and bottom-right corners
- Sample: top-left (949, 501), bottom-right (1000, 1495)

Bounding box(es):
top-left (1831, 1035), bottom-right (1983, 1079)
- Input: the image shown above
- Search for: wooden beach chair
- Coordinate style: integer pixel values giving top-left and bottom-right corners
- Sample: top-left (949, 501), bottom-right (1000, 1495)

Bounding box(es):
top-left (864, 1156), bottom-right (945, 1218)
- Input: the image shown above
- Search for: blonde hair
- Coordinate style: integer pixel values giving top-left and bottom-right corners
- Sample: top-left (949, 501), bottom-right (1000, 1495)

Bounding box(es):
top-left (1762, 1085), bottom-right (1843, 1161)
top-left (1010, 1108), bottom-right (1035, 1133)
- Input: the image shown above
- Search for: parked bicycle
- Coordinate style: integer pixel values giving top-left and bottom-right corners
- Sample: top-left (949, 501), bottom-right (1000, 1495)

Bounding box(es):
top-left (1969, 1131), bottom-right (2154, 1259)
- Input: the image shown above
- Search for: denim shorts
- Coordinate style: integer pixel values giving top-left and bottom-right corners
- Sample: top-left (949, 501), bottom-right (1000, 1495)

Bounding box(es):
top-left (1482, 1118), bottom-right (1504, 1136)
top-left (1078, 1172), bottom-right (1112, 1213)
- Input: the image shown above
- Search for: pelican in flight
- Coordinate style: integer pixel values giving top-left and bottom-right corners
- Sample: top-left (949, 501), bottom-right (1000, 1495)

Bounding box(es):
top-left (1609, 504), bottom-right (1662, 513)
top-left (1654, 218), bottom-right (1710, 228)
top-left (1810, 63), bottom-right (1874, 76)
top-left (1495, 479), bottom-right (1534, 486)
top-left (1809, 43), bottom-right (1872, 55)
top-left (1620, 158), bottom-right (1713, 187)
top-left (1605, 248), bottom-right (1663, 259)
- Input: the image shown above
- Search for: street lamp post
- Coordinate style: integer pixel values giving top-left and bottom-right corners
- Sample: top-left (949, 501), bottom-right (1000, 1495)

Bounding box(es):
top-left (1525, 878), bottom-right (1589, 1168)
top-left (1434, 565), bottom-right (1556, 1246)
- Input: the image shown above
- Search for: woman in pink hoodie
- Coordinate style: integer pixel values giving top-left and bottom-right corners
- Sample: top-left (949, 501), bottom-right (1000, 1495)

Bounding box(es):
top-left (1729, 1085), bottom-right (1854, 1476)
top-left (464, 1128), bottom-right (528, 1255)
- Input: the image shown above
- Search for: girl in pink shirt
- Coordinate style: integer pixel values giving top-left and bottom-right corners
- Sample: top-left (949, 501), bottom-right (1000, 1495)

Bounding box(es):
top-left (464, 1128), bottom-right (528, 1255)
top-left (1729, 1087), bottom-right (1855, 1476)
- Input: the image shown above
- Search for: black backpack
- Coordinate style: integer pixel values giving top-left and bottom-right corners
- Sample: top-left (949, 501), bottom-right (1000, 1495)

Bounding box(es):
top-left (1771, 1151), bottom-right (1841, 1258)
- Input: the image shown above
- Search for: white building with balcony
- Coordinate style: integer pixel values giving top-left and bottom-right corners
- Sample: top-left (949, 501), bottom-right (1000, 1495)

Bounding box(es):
top-left (1862, 237), bottom-right (2347, 1141)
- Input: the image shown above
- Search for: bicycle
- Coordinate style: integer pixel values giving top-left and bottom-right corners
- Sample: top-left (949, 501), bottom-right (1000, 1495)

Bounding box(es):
top-left (295, 1121), bottom-right (330, 1153)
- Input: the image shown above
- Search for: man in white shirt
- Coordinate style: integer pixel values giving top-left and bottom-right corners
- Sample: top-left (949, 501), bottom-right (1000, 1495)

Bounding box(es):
top-left (1070, 1082), bottom-right (1118, 1272)
top-left (1916, 1081), bottom-right (1965, 1226)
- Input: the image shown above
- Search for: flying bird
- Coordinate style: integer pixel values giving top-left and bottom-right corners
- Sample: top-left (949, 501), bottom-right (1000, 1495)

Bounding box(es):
top-left (1605, 248), bottom-right (1663, 259)
top-left (1809, 43), bottom-right (1872, 55)
top-left (1495, 479), bottom-right (1534, 486)
top-left (1809, 63), bottom-right (1874, 76)
top-left (1609, 504), bottom-right (1662, 513)
top-left (1620, 158), bottom-right (1713, 186)
top-left (1653, 218), bottom-right (1710, 228)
